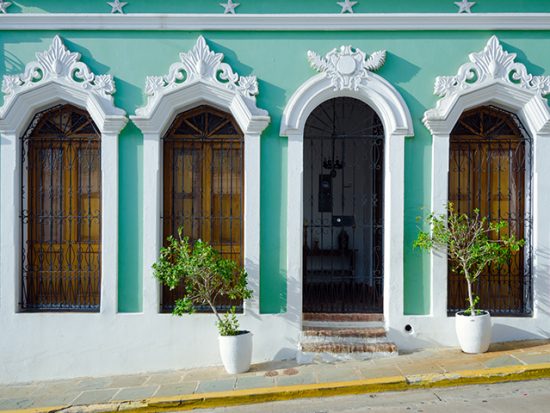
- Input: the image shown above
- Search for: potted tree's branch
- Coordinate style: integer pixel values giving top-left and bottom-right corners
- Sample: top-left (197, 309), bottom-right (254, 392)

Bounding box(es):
top-left (153, 228), bottom-right (253, 373)
top-left (414, 204), bottom-right (524, 353)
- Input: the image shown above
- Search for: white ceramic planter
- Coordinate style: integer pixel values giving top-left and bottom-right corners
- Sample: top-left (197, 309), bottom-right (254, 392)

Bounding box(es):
top-left (218, 331), bottom-right (253, 374)
top-left (455, 311), bottom-right (492, 354)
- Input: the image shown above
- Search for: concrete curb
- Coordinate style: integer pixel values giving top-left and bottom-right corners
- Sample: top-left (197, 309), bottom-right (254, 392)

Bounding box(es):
top-left (6, 362), bottom-right (550, 413)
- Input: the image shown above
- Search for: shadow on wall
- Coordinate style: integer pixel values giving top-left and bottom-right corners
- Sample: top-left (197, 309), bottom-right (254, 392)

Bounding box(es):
top-left (491, 245), bottom-right (550, 342)
top-left (3, 51), bottom-right (26, 78)
top-left (282, 266), bottom-right (302, 359)
top-left (62, 38), bottom-right (111, 75)
top-left (383, 52), bottom-right (421, 84)
top-left (400, 101), bottom-right (432, 314)
top-left (260, 122), bottom-right (287, 314)
top-left (205, 40), bottom-right (255, 83)
top-left (387, 326), bottom-right (445, 353)
top-left (501, 40), bottom-right (547, 77)
top-left (257, 79), bottom-right (288, 118)
top-left (273, 347), bottom-right (299, 362)
top-left (1, 37), bottom-right (28, 106)
top-left (197, 38), bottom-right (290, 116)
top-left (492, 324), bottom-right (550, 343)
top-left (113, 78), bottom-right (145, 118)
top-left (488, 338), bottom-right (550, 353)
top-left (533, 246), bottom-right (550, 338)
top-left (117, 122), bottom-right (143, 313)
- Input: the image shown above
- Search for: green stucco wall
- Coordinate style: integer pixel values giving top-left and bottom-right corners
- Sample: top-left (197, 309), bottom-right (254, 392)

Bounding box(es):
top-left (2, 6), bottom-right (549, 314)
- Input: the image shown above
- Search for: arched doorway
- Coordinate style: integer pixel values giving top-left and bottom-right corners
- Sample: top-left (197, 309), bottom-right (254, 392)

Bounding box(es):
top-left (302, 97), bottom-right (384, 313)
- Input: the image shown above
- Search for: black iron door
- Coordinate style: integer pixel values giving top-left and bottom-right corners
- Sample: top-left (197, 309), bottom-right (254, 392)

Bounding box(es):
top-left (303, 97), bottom-right (384, 313)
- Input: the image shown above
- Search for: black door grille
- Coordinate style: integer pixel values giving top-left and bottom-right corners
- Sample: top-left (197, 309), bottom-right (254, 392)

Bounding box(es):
top-left (448, 106), bottom-right (532, 316)
top-left (161, 106), bottom-right (244, 313)
top-left (21, 104), bottom-right (101, 312)
top-left (303, 97), bottom-right (384, 314)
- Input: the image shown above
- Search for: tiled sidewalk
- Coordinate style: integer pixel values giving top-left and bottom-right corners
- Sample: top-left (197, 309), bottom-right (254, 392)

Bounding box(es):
top-left (1, 340), bottom-right (550, 412)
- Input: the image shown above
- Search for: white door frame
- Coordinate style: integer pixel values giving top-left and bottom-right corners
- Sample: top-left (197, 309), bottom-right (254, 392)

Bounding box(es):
top-left (280, 44), bottom-right (414, 329)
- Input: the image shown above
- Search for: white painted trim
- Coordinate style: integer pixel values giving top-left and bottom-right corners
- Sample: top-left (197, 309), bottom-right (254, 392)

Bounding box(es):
top-left (285, 133), bottom-right (304, 327)
top-left (0, 36), bottom-right (127, 314)
top-left (405, 35), bottom-right (550, 351)
top-left (281, 49), bottom-right (414, 331)
top-left (131, 36), bottom-right (270, 316)
top-left (1, 13), bottom-right (550, 31)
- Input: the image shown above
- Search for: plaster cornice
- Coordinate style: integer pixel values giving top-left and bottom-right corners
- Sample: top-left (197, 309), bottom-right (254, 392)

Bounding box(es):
top-left (0, 13), bottom-right (550, 31)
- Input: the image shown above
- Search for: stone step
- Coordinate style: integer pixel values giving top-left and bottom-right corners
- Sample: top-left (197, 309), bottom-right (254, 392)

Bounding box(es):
top-left (301, 335), bottom-right (388, 345)
top-left (297, 339), bottom-right (398, 363)
top-left (302, 320), bottom-right (384, 329)
top-left (303, 313), bottom-right (384, 322)
top-left (298, 314), bottom-right (396, 364)
top-left (301, 327), bottom-right (388, 345)
top-left (302, 327), bottom-right (387, 338)
top-left (300, 342), bottom-right (397, 354)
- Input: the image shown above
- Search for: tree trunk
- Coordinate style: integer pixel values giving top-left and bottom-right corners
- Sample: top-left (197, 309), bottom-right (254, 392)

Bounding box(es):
top-left (207, 299), bottom-right (223, 324)
top-left (463, 265), bottom-right (476, 316)
top-left (466, 277), bottom-right (475, 316)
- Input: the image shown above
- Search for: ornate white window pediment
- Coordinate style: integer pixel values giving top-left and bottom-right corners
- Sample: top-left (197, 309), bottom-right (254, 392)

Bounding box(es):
top-left (425, 36), bottom-right (550, 136)
top-left (142, 35), bottom-right (258, 102)
top-left (132, 36), bottom-right (269, 316)
top-left (134, 36), bottom-right (268, 135)
top-left (2, 35), bottom-right (115, 101)
top-left (434, 35), bottom-right (550, 100)
top-left (0, 35), bottom-right (125, 134)
top-left (0, 36), bottom-right (126, 315)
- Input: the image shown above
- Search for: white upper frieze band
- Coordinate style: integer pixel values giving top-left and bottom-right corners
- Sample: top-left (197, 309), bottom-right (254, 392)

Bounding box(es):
top-left (0, 13), bottom-right (549, 31)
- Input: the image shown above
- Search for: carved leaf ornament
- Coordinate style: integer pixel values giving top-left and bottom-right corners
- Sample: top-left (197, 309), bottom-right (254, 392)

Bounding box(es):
top-left (308, 45), bottom-right (386, 91)
top-left (434, 35), bottom-right (550, 99)
top-left (144, 36), bottom-right (259, 102)
top-left (1, 35), bottom-right (116, 101)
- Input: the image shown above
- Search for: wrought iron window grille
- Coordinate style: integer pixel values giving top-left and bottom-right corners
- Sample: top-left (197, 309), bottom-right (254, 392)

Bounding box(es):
top-left (447, 105), bottom-right (533, 317)
top-left (160, 106), bottom-right (244, 314)
top-left (20, 104), bottom-right (102, 312)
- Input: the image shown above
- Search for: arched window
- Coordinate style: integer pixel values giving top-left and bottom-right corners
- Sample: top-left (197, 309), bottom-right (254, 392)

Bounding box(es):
top-left (448, 106), bottom-right (532, 315)
top-left (21, 104), bottom-right (102, 311)
top-left (161, 105), bottom-right (244, 312)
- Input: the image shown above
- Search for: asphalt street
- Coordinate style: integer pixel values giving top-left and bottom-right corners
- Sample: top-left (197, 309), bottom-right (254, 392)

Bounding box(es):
top-left (186, 379), bottom-right (550, 413)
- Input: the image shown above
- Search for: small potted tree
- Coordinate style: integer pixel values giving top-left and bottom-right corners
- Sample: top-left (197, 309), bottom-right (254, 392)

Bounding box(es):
top-left (414, 204), bottom-right (523, 353)
top-left (153, 228), bottom-right (253, 373)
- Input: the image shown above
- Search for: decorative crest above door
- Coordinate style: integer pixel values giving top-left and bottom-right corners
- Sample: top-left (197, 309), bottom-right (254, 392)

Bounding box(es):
top-left (307, 45), bottom-right (386, 91)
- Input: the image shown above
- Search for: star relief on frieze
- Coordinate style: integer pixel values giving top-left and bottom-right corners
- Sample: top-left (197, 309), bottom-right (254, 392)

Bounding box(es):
top-left (307, 45), bottom-right (386, 91)
top-left (1, 35), bottom-right (115, 100)
top-left (337, 0), bottom-right (357, 14)
top-left (434, 36), bottom-right (550, 99)
top-left (220, 0), bottom-right (240, 14)
top-left (107, 0), bottom-right (127, 14)
top-left (0, 0), bottom-right (12, 14)
top-left (454, 0), bottom-right (475, 14)
top-left (143, 36), bottom-right (259, 101)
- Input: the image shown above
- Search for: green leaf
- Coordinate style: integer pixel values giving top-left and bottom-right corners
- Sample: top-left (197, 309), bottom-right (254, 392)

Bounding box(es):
top-left (413, 203), bottom-right (525, 314)
top-left (152, 227), bottom-right (252, 330)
